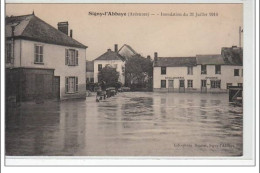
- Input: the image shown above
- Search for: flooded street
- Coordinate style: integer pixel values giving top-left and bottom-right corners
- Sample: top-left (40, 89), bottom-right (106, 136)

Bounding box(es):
top-left (6, 92), bottom-right (243, 156)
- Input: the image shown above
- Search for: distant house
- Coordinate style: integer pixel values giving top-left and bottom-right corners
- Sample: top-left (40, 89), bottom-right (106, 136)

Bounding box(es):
top-left (5, 13), bottom-right (88, 102)
top-left (86, 60), bottom-right (94, 84)
top-left (94, 44), bottom-right (125, 84)
top-left (153, 46), bottom-right (243, 93)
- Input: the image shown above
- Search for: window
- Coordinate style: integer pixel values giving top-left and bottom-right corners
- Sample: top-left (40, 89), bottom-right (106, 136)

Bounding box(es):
top-left (238, 83), bottom-right (243, 87)
top-left (161, 67), bottom-right (166, 75)
top-left (201, 65), bottom-right (207, 74)
top-left (188, 80), bottom-right (193, 88)
top-left (161, 80), bottom-right (166, 88)
top-left (226, 83), bottom-right (232, 89)
top-left (215, 65), bottom-right (221, 74)
top-left (201, 80), bottom-right (206, 87)
top-left (90, 78), bottom-right (94, 83)
top-left (179, 80), bottom-right (185, 88)
top-left (187, 66), bottom-right (193, 75)
top-left (210, 80), bottom-right (221, 88)
top-left (65, 77), bottom-right (78, 93)
top-left (65, 49), bottom-right (78, 66)
top-left (234, 69), bottom-right (239, 76)
top-left (6, 43), bottom-right (13, 63)
top-left (98, 64), bottom-right (102, 71)
top-left (34, 45), bottom-right (43, 63)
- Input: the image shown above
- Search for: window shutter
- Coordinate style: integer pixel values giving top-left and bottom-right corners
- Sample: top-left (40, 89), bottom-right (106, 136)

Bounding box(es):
top-left (76, 50), bottom-right (78, 66)
top-left (34, 45), bottom-right (37, 62)
top-left (65, 77), bottom-right (68, 93)
top-left (65, 49), bottom-right (68, 65)
top-left (75, 77), bottom-right (78, 92)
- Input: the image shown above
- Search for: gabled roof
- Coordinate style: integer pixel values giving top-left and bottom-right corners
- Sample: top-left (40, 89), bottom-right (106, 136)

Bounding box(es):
top-left (95, 49), bottom-right (124, 61)
top-left (196, 54), bottom-right (225, 65)
top-left (5, 14), bottom-right (87, 49)
top-left (154, 57), bottom-right (197, 67)
top-left (118, 44), bottom-right (137, 59)
top-left (86, 60), bottom-right (94, 72)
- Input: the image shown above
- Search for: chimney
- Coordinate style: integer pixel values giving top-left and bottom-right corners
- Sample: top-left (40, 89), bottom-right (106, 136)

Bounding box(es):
top-left (114, 44), bottom-right (118, 52)
top-left (58, 22), bottom-right (69, 35)
top-left (154, 52), bottom-right (158, 62)
top-left (107, 48), bottom-right (111, 52)
top-left (147, 55), bottom-right (151, 59)
top-left (70, 29), bottom-right (73, 38)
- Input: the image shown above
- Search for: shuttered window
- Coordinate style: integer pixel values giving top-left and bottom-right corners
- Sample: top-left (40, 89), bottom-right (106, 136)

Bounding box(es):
top-left (65, 49), bottom-right (78, 66)
top-left (65, 76), bottom-right (78, 93)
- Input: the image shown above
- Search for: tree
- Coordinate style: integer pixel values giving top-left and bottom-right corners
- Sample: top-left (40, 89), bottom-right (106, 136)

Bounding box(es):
top-left (98, 65), bottom-right (120, 89)
top-left (125, 54), bottom-right (153, 90)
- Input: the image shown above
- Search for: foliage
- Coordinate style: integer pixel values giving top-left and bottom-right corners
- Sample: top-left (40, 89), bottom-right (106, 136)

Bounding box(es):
top-left (98, 66), bottom-right (120, 89)
top-left (125, 54), bottom-right (153, 90)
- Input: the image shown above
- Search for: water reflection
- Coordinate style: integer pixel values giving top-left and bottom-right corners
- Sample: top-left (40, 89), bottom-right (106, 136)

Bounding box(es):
top-left (6, 92), bottom-right (243, 156)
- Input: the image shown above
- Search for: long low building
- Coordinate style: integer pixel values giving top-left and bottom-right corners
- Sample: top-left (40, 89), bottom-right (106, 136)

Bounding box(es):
top-left (153, 46), bottom-right (243, 93)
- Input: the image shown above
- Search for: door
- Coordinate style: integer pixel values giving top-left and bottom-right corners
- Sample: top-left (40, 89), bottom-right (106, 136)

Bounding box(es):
top-left (201, 80), bottom-right (207, 93)
top-left (53, 76), bottom-right (60, 99)
top-left (179, 80), bottom-right (185, 93)
top-left (35, 74), bottom-right (44, 99)
top-left (168, 80), bottom-right (174, 92)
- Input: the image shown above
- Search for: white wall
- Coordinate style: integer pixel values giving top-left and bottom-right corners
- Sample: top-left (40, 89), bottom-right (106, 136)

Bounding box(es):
top-left (154, 65), bottom-right (243, 91)
top-left (94, 60), bottom-right (125, 85)
top-left (16, 39), bottom-right (86, 99)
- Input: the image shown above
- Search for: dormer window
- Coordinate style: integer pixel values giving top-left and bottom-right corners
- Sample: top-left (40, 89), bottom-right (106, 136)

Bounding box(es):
top-left (65, 49), bottom-right (78, 66)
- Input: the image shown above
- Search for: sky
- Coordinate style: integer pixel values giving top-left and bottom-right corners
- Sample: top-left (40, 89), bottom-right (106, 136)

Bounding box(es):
top-left (6, 3), bottom-right (243, 60)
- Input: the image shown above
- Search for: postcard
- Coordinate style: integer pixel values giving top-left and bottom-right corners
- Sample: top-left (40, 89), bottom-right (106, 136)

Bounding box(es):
top-left (2, 0), bottom-right (256, 166)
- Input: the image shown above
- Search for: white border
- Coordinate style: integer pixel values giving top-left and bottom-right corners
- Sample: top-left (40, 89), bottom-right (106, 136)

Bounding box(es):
top-left (1, 0), bottom-right (257, 168)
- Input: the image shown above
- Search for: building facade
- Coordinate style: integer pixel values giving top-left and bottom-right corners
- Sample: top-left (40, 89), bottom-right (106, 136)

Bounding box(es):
top-left (93, 45), bottom-right (123, 85)
top-left (86, 60), bottom-right (94, 84)
top-left (93, 44), bottom-right (139, 86)
top-left (153, 47), bottom-right (243, 93)
top-left (5, 14), bottom-right (87, 102)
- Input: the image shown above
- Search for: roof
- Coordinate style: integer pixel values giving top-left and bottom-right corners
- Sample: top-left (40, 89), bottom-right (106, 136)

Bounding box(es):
top-left (221, 47), bottom-right (243, 65)
top-left (118, 44), bottom-right (137, 59)
top-left (196, 54), bottom-right (225, 65)
top-left (5, 14), bottom-right (87, 49)
top-left (95, 49), bottom-right (124, 61)
top-left (118, 44), bottom-right (137, 54)
top-left (154, 57), bottom-right (197, 67)
top-left (86, 60), bottom-right (94, 72)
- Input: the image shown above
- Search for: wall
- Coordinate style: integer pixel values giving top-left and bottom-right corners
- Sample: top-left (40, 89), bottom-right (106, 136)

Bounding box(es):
top-left (94, 60), bottom-right (125, 85)
top-left (13, 39), bottom-right (86, 100)
top-left (153, 65), bottom-right (243, 92)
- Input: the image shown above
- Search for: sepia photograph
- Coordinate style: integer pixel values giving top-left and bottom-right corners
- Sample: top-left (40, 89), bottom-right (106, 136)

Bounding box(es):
top-left (2, 1), bottom-right (256, 167)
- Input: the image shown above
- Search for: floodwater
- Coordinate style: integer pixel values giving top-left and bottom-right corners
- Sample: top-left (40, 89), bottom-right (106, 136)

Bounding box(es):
top-left (5, 92), bottom-right (243, 156)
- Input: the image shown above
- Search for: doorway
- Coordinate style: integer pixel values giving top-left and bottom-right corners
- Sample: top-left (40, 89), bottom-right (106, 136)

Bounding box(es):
top-left (168, 80), bottom-right (174, 92)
